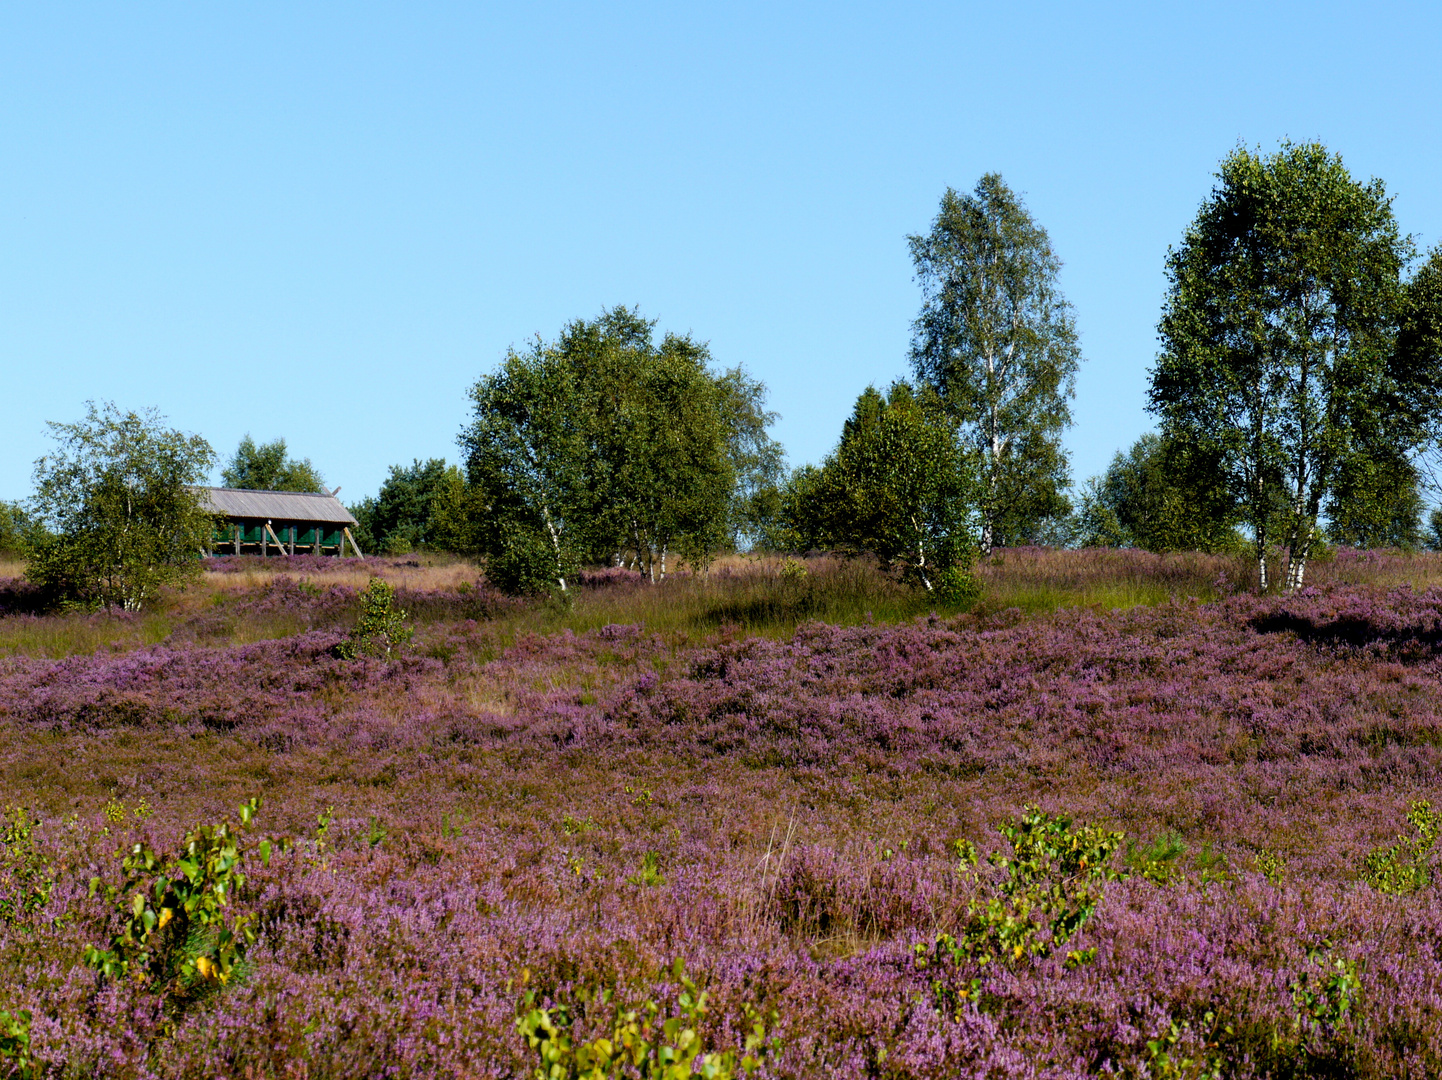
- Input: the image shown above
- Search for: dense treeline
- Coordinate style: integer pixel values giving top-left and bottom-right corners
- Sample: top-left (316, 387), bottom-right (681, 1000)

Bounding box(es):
top-left (8, 140), bottom-right (1442, 606)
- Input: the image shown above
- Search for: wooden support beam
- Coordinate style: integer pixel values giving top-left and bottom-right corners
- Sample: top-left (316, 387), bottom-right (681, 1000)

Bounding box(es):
top-left (234, 524), bottom-right (241, 556)
top-left (343, 527), bottom-right (364, 560)
top-left (264, 522), bottom-right (286, 555)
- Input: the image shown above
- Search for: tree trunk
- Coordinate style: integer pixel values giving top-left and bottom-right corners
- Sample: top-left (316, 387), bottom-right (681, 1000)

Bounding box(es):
top-left (1255, 520), bottom-right (1269, 592)
top-left (541, 507), bottom-right (566, 591)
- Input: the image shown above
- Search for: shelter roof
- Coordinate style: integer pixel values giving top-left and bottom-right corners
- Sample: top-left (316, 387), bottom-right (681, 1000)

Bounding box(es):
top-left (195, 487), bottom-right (358, 525)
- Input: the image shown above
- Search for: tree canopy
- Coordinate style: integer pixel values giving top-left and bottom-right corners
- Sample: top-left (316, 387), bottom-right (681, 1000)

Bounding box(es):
top-left (28, 402), bottom-right (215, 610)
top-left (909, 174), bottom-right (1081, 553)
top-left (1073, 433), bottom-right (1241, 553)
top-left (1150, 141), bottom-right (1412, 590)
top-left (220, 436), bottom-right (326, 494)
top-left (459, 307), bottom-right (781, 593)
top-left (351, 458), bottom-right (454, 555)
top-left (783, 381), bottom-right (976, 591)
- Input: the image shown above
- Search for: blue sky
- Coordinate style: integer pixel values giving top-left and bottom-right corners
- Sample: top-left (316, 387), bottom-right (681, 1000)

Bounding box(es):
top-left (3, 2), bottom-right (1439, 506)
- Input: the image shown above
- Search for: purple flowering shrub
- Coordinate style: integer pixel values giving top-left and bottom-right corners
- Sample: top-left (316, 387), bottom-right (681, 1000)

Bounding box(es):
top-left (6, 574), bottom-right (1442, 1074)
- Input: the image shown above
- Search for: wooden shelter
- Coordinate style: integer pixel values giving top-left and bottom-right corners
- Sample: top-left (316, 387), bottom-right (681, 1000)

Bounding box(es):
top-left (196, 488), bottom-right (364, 558)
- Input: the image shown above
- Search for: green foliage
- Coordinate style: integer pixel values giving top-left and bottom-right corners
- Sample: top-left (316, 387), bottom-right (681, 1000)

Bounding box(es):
top-left (628, 851), bottom-right (665, 888)
top-left (515, 959), bottom-right (777, 1080)
top-left (350, 458), bottom-right (452, 554)
top-left (784, 382), bottom-right (977, 592)
top-left (335, 578), bottom-right (414, 660)
top-left (1327, 443), bottom-right (1424, 550)
top-left (1255, 849), bottom-right (1287, 886)
top-left (1151, 141), bottom-right (1412, 591)
top-left (0, 808), bottom-right (58, 931)
top-left (1361, 799), bottom-right (1439, 893)
top-left (1291, 945), bottom-right (1363, 1047)
top-left (916, 807), bottom-right (1124, 1009)
top-left (28, 401), bottom-right (216, 611)
top-left (85, 798), bottom-right (268, 997)
top-left (934, 564), bottom-right (981, 608)
top-left (0, 1008), bottom-right (35, 1079)
top-left (461, 307), bottom-right (780, 591)
top-left (1127, 832), bottom-right (1188, 886)
top-left (1141, 1012), bottom-right (1227, 1080)
top-left (1076, 433), bottom-right (1242, 553)
top-left (428, 465), bottom-right (488, 556)
top-left (220, 435), bottom-right (326, 493)
top-left (909, 174), bottom-right (1082, 553)
top-left (0, 502), bottom-right (43, 559)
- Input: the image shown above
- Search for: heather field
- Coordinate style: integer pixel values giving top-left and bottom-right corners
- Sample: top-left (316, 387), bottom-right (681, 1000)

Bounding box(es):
top-left (5, 551), bottom-right (1442, 1076)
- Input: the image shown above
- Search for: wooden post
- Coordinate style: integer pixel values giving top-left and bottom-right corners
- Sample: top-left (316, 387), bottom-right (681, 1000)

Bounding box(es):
top-left (287, 525), bottom-right (295, 556)
top-left (234, 524), bottom-right (241, 555)
top-left (343, 527), bottom-right (364, 560)
top-left (262, 521), bottom-right (269, 558)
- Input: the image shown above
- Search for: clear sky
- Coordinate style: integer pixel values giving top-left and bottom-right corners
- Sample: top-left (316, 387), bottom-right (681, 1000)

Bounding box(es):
top-left (3, 2), bottom-right (1439, 506)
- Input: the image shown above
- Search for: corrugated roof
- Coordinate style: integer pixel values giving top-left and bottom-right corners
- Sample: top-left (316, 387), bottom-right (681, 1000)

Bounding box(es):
top-left (194, 487), bottom-right (358, 525)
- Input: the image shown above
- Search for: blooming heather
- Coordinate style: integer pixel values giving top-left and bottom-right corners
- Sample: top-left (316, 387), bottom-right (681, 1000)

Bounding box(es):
top-left (1, 571), bottom-right (1442, 1075)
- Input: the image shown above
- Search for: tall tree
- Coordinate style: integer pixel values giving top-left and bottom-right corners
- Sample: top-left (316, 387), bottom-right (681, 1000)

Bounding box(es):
top-left (1076, 433), bottom-right (1241, 553)
top-left (785, 382), bottom-right (975, 590)
top-left (459, 307), bottom-right (777, 592)
top-left (909, 174), bottom-right (1082, 554)
top-left (221, 436), bottom-right (326, 494)
top-left (462, 341), bottom-right (587, 594)
top-left (350, 458), bottom-right (452, 555)
top-left (1150, 142), bottom-right (1411, 591)
top-left (28, 402), bottom-right (215, 610)
top-left (1327, 444), bottom-right (1423, 550)
top-left (1395, 248), bottom-right (1442, 494)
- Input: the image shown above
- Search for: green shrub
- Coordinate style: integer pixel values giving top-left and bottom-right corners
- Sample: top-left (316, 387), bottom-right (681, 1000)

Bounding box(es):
top-left (934, 565), bottom-right (981, 609)
top-left (1127, 832), bottom-right (1187, 886)
top-left (516, 959), bottom-right (776, 1079)
top-left (84, 798), bottom-right (273, 998)
top-left (0, 808), bottom-right (59, 931)
top-left (1361, 800), bottom-right (1439, 893)
top-left (0, 1008), bottom-right (35, 1079)
top-left (336, 578), bottom-right (414, 660)
top-left (916, 807), bottom-right (1124, 1009)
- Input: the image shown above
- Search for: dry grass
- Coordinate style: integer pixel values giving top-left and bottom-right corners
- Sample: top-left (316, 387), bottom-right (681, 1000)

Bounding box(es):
top-left (202, 556), bottom-right (481, 594)
top-left (0, 557), bottom-right (25, 579)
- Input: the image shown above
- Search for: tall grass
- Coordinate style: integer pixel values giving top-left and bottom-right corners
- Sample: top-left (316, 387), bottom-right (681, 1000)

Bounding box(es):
top-left (9, 545), bottom-right (1442, 660)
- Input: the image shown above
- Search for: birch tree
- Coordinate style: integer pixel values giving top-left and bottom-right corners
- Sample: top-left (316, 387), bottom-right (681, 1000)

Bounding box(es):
top-left (785, 381), bottom-right (976, 590)
top-left (1150, 142), bottom-right (1409, 591)
top-left (28, 402), bottom-right (216, 610)
top-left (909, 175), bottom-right (1081, 554)
top-left (462, 344), bottom-right (587, 594)
top-left (460, 308), bottom-right (775, 593)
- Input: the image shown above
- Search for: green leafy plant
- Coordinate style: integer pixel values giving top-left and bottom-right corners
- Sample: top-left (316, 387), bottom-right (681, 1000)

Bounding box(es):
top-left (366, 816), bottom-right (388, 848)
top-left (916, 807), bottom-right (1124, 1011)
top-left (628, 851), bottom-right (665, 888)
top-left (561, 814), bottom-right (598, 836)
top-left (0, 808), bottom-right (59, 931)
top-left (1361, 799), bottom-right (1439, 893)
top-left (1255, 848), bottom-right (1287, 886)
top-left (1292, 944), bottom-right (1363, 1048)
top-left (84, 798), bottom-right (271, 997)
top-left (335, 578), bottom-right (413, 660)
top-left (1128, 832), bottom-right (1187, 886)
top-left (0, 1008), bottom-right (36, 1079)
top-left (625, 786), bottom-right (655, 808)
top-left (934, 564), bottom-right (981, 609)
top-left (1141, 1011), bottom-right (1227, 1080)
top-left (515, 958), bottom-right (777, 1079)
